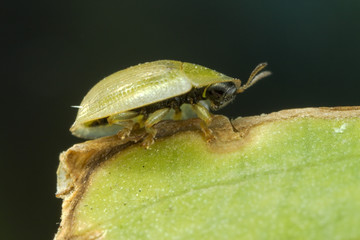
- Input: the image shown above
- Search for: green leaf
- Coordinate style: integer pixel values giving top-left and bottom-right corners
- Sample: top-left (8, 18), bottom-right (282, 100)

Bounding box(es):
top-left (55, 107), bottom-right (360, 240)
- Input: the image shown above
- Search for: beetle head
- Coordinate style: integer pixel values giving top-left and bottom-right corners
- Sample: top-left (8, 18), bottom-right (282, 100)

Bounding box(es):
top-left (206, 62), bottom-right (271, 111)
top-left (206, 81), bottom-right (237, 111)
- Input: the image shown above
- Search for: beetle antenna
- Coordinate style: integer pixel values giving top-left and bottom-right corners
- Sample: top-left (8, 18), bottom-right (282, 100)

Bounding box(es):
top-left (237, 62), bottom-right (271, 93)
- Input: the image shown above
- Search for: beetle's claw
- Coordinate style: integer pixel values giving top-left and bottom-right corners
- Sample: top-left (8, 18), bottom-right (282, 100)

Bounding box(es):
top-left (206, 134), bottom-right (216, 143)
top-left (202, 127), bottom-right (216, 142)
top-left (141, 134), bottom-right (155, 149)
top-left (117, 128), bottom-right (132, 140)
top-left (197, 119), bottom-right (216, 142)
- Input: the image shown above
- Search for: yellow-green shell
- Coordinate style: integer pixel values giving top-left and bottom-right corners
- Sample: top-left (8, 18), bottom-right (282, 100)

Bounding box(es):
top-left (72, 60), bottom-right (236, 126)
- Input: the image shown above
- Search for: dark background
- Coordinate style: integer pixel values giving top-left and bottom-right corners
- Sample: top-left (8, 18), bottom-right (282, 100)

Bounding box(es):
top-left (2, 0), bottom-right (360, 239)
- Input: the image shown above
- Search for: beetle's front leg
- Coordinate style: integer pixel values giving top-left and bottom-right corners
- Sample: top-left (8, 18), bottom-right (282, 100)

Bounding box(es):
top-left (191, 103), bottom-right (216, 142)
top-left (142, 108), bottom-right (170, 148)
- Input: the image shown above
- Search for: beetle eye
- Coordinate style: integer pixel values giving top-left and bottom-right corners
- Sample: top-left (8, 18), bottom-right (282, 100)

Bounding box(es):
top-left (207, 82), bottom-right (236, 100)
top-left (209, 87), bottom-right (226, 97)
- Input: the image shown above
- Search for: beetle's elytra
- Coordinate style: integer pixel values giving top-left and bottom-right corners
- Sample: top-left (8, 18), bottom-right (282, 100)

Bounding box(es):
top-left (70, 60), bottom-right (271, 147)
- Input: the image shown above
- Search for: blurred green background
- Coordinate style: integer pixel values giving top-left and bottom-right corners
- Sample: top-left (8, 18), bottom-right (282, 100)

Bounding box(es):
top-left (2, 0), bottom-right (360, 239)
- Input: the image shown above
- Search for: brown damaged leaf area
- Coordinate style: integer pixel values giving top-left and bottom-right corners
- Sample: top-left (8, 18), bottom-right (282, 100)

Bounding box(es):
top-left (55, 106), bottom-right (360, 240)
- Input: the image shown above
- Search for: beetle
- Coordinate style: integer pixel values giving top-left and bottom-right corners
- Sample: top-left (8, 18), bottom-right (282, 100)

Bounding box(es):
top-left (70, 60), bottom-right (271, 147)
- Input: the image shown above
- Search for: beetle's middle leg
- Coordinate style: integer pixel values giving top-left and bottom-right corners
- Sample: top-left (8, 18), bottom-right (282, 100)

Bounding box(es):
top-left (107, 111), bottom-right (143, 140)
top-left (142, 108), bottom-right (170, 148)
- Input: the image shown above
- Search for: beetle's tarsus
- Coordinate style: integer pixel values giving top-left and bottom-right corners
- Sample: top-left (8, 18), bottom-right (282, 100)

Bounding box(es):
top-left (199, 120), bottom-right (216, 142)
top-left (117, 128), bottom-right (132, 140)
top-left (141, 133), bottom-right (156, 149)
top-left (136, 108), bottom-right (169, 148)
top-left (114, 121), bottom-right (137, 140)
top-left (204, 128), bottom-right (216, 142)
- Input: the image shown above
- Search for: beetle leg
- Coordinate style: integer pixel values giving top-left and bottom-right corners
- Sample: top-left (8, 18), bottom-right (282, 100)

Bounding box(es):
top-left (192, 103), bottom-right (215, 142)
top-left (107, 111), bottom-right (143, 140)
top-left (116, 121), bottom-right (136, 140)
top-left (142, 108), bottom-right (170, 148)
top-left (107, 111), bottom-right (139, 122)
top-left (173, 108), bottom-right (182, 121)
